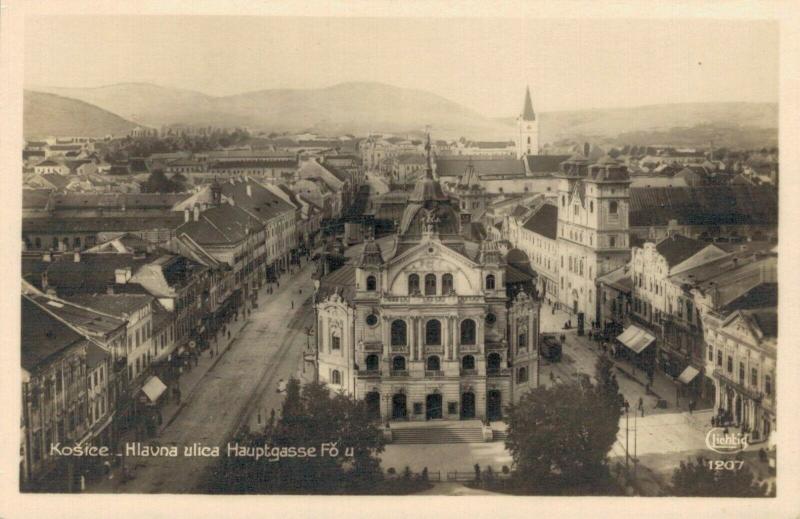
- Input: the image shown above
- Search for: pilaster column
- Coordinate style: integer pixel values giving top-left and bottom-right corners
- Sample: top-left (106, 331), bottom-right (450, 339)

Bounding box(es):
top-left (443, 316), bottom-right (450, 359)
top-left (382, 317), bottom-right (390, 357)
top-left (418, 317), bottom-right (424, 360)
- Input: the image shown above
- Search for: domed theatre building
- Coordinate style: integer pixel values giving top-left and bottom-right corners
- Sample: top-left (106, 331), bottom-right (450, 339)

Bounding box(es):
top-left (314, 140), bottom-right (541, 422)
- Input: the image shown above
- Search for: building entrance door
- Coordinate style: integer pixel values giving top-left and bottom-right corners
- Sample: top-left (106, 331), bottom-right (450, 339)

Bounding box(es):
top-left (426, 393), bottom-right (443, 420)
top-left (392, 393), bottom-right (407, 420)
top-left (461, 392), bottom-right (475, 419)
top-left (487, 390), bottom-right (502, 421)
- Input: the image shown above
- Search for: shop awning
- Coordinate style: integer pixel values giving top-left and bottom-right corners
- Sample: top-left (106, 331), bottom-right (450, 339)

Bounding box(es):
top-left (141, 376), bottom-right (167, 403)
top-left (677, 365), bottom-right (700, 384)
top-left (616, 325), bottom-right (656, 354)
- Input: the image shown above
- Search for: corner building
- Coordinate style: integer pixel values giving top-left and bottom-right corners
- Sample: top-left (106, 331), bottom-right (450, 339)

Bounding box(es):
top-left (315, 162), bottom-right (540, 422)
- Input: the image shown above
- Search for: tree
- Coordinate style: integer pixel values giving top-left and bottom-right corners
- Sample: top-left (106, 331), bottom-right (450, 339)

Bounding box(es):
top-left (141, 169), bottom-right (180, 193)
top-left (671, 457), bottom-right (770, 497)
top-left (504, 378), bottom-right (621, 494)
top-left (207, 378), bottom-right (386, 494)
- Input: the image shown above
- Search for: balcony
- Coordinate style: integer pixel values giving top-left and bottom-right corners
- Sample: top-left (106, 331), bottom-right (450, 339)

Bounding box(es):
top-left (383, 294), bottom-right (484, 306)
top-left (390, 344), bottom-right (409, 353)
top-left (713, 368), bottom-right (763, 402)
top-left (459, 344), bottom-right (479, 353)
top-left (460, 369), bottom-right (478, 377)
top-left (389, 370), bottom-right (409, 378)
top-left (357, 369), bottom-right (382, 378)
top-left (362, 341), bottom-right (383, 352)
top-left (425, 370), bottom-right (446, 378)
top-left (424, 345), bottom-right (444, 354)
top-left (487, 368), bottom-right (510, 377)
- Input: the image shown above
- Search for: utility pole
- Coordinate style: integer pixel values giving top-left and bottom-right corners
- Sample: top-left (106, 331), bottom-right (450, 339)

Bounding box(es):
top-left (625, 405), bottom-right (630, 471)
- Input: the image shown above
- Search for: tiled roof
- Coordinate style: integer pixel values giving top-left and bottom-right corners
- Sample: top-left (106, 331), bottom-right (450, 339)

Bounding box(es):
top-left (44, 253), bottom-right (154, 293)
top-left (175, 204), bottom-right (264, 245)
top-left (316, 264), bottom-right (356, 303)
top-left (23, 215), bottom-right (185, 234)
top-left (65, 293), bottom-right (154, 317)
top-left (749, 310), bottom-right (777, 338)
top-left (722, 283), bottom-right (777, 313)
top-left (40, 174), bottom-right (70, 190)
top-left (26, 293), bottom-right (126, 336)
top-left (209, 159), bottom-right (296, 169)
top-left (629, 186), bottom-right (778, 227)
top-left (506, 263), bottom-right (535, 284)
top-left (654, 234), bottom-right (709, 268)
top-left (522, 203), bottom-right (557, 240)
top-left (220, 179), bottom-right (295, 220)
top-left (23, 189), bottom-right (53, 209)
top-left (22, 296), bottom-right (86, 371)
top-left (525, 155), bottom-right (571, 175)
top-left (436, 157), bottom-right (525, 178)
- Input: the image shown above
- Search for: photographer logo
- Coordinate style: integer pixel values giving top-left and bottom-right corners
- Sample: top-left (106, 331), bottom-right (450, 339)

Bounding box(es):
top-left (705, 427), bottom-right (749, 454)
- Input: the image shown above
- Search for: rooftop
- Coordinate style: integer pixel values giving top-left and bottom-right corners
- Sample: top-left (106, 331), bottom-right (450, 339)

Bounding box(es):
top-left (21, 296), bottom-right (86, 372)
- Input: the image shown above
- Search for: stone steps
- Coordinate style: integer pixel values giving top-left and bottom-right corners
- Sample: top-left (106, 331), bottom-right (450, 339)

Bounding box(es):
top-left (391, 423), bottom-right (485, 444)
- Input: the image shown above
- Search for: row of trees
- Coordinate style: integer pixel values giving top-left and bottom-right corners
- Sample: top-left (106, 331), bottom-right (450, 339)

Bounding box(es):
top-left (103, 128), bottom-right (252, 162)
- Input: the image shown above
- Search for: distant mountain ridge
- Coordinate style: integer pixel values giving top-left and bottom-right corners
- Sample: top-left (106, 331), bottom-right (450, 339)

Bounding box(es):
top-left (24, 91), bottom-right (140, 139)
top-left (27, 82), bottom-right (778, 146)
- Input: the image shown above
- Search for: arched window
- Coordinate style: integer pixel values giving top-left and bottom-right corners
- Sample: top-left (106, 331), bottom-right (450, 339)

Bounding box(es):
top-left (391, 320), bottom-right (407, 346)
top-left (408, 274), bottom-right (420, 294)
top-left (366, 275), bottom-right (376, 291)
top-left (765, 375), bottom-right (772, 396)
top-left (34, 237), bottom-right (41, 249)
top-left (425, 319), bottom-right (441, 345)
top-left (487, 353), bottom-right (502, 371)
top-left (442, 273), bottom-right (454, 295)
top-left (527, 136), bottom-right (531, 144)
top-left (462, 355), bottom-right (475, 370)
top-left (460, 319), bottom-right (476, 345)
top-left (392, 356), bottom-right (406, 371)
top-left (51, 237), bottom-right (58, 249)
top-left (426, 355), bottom-right (441, 371)
top-left (517, 367), bottom-right (528, 383)
top-left (485, 274), bottom-right (495, 290)
top-left (610, 201), bottom-right (618, 214)
top-left (365, 354), bottom-right (379, 371)
top-left (331, 370), bottom-right (341, 385)
top-left (424, 274), bottom-right (437, 295)
top-left (74, 237), bottom-right (81, 249)
top-left (331, 334), bottom-right (341, 350)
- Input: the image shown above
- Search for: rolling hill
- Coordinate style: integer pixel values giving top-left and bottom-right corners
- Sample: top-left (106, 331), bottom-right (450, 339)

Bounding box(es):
top-left (24, 91), bottom-right (141, 139)
top-left (27, 82), bottom-right (778, 146)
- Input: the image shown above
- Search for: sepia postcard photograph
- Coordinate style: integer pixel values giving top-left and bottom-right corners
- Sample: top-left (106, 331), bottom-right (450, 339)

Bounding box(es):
top-left (2, 1), bottom-right (799, 518)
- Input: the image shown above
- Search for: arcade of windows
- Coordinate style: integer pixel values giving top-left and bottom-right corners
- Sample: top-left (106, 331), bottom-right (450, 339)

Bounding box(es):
top-left (389, 318), bottom-right (478, 347)
top-left (407, 272), bottom-right (492, 296)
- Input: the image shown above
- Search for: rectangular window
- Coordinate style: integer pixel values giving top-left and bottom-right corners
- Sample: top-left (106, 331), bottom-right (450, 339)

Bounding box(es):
top-left (447, 402), bottom-right (458, 415)
top-left (413, 403), bottom-right (423, 415)
top-left (751, 368), bottom-right (758, 387)
top-left (739, 362), bottom-right (745, 384)
top-left (727, 356), bottom-right (733, 373)
top-left (331, 336), bottom-right (340, 351)
top-left (708, 345), bottom-right (714, 362)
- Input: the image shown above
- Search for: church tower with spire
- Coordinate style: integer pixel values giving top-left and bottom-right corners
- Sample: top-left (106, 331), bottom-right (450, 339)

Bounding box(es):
top-left (516, 86), bottom-right (539, 159)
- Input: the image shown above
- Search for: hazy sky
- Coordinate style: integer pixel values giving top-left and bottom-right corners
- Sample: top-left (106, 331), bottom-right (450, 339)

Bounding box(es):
top-left (24, 16), bottom-right (778, 116)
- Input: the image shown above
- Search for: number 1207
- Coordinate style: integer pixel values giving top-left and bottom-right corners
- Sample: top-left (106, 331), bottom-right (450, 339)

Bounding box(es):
top-left (708, 460), bottom-right (745, 470)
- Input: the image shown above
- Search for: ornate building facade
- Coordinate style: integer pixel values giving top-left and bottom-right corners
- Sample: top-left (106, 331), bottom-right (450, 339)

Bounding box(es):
top-left (315, 144), bottom-right (540, 422)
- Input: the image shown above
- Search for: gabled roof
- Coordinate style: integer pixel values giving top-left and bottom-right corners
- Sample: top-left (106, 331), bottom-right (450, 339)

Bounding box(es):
top-left (66, 293), bottom-right (154, 317)
top-left (629, 186), bottom-right (778, 227)
top-left (175, 204), bottom-right (264, 246)
top-left (316, 264), bottom-right (357, 304)
top-left (436, 157), bottom-right (525, 178)
top-left (721, 283), bottom-right (777, 313)
top-left (525, 155), bottom-right (571, 175)
top-left (25, 292), bottom-right (126, 336)
top-left (220, 179), bottom-right (295, 221)
top-left (655, 234), bottom-right (709, 268)
top-left (22, 296), bottom-right (87, 371)
top-left (522, 203), bottom-right (558, 240)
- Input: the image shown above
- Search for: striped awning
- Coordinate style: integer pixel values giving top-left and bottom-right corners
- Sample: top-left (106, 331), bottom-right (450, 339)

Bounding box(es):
top-left (616, 325), bottom-right (656, 354)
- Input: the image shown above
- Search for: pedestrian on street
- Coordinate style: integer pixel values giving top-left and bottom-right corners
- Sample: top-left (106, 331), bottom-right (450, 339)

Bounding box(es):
top-left (689, 399), bottom-right (695, 414)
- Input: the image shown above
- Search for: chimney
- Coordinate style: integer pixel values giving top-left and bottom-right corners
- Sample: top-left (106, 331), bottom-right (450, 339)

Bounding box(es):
top-left (193, 205), bottom-right (200, 222)
top-left (114, 267), bottom-right (132, 284)
top-left (246, 184), bottom-right (252, 197)
top-left (184, 208), bottom-right (190, 223)
top-left (73, 251), bottom-right (80, 263)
